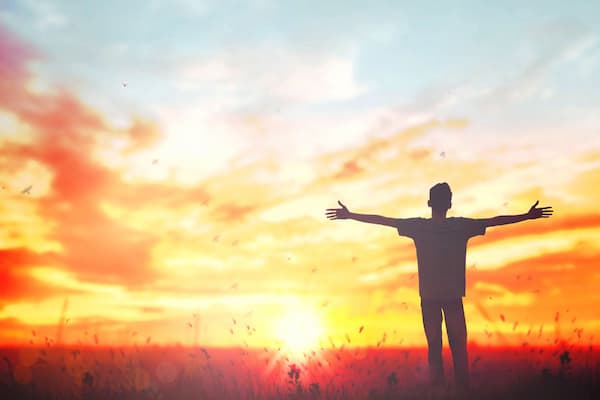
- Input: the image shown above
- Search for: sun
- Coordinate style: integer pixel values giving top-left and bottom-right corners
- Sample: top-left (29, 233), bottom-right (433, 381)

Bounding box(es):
top-left (274, 308), bottom-right (324, 360)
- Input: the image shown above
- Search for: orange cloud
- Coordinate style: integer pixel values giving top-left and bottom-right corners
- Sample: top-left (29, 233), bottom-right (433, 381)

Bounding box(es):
top-left (334, 159), bottom-right (364, 179)
top-left (468, 243), bottom-right (597, 290)
top-left (0, 248), bottom-right (64, 306)
top-left (123, 118), bottom-right (163, 154)
top-left (0, 25), bottom-right (164, 290)
top-left (469, 213), bottom-right (600, 248)
top-left (213, 203), bottom-right (258, 223)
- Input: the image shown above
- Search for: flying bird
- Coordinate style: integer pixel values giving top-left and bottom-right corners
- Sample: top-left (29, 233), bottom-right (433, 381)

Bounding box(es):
top-left (21, 185), bottom-right (32, 195)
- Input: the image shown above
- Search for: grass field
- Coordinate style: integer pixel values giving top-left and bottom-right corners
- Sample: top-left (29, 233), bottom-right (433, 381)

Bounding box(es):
top-left (1, 343), bottom-right (598, 399)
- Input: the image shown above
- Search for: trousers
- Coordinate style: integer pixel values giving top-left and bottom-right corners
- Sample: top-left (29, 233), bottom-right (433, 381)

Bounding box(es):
top-left (420, 297), bottom-right (469, 389)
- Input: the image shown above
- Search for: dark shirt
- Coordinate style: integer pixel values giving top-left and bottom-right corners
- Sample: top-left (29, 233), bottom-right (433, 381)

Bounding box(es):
top-left (396, 217), bottom-right (486, 299)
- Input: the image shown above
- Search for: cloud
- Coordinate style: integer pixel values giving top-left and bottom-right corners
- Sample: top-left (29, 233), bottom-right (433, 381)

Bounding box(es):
top-left (334, 159), bottom-right (365, 179)
top-left (121, 118), bottom-right (163, 154)
top-left (271, 56), bottom-right (366, 103)
top-left (408, 20), bottom-right (600, 117)
top-left (0, 247), bottom-right (64, 305)
top-left (0, 126), bottom-right (161, 288)
top-left (501, 28), bottom-right (598, 102)
top-left (309, 118), bottom-right (469, 190)
top-left (137, 306), bottom-right (165, 314)
top-left (0, 22), bottom-right (37, 105)
top-left (567, 167), bottom-right (600, 208)
top-left (469, 213), bottom-right (600, 248)
top-left (213, 203), bottom-right (258, 223)
top-left (463, 241), bottom-right (600, 337)
top-left (471, 282), bottom-right (534, 307)
top-left (467, 242), bottom-right (598, 296)
top-left (0, 317), bottom-right (24, 330)
top-left (0, 25), bottom-right (165, 289)
top-left (176, 46), bottom-right (366, 107)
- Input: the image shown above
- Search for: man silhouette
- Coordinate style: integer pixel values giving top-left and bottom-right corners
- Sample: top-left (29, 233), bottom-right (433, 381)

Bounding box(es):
top-left (325, 182), bottom-right (552, 392)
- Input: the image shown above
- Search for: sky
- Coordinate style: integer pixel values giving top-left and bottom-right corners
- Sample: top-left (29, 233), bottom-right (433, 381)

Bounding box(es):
top-left (0, 1), bottom-right (599, 353)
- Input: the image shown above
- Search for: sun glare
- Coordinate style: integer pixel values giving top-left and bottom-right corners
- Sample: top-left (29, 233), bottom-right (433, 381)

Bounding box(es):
top-left (274, 309), bottom-right (324, 360)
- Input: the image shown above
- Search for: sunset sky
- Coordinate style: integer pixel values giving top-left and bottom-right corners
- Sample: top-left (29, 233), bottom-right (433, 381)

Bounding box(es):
top-left (0, 1), bottom-right (599, 352)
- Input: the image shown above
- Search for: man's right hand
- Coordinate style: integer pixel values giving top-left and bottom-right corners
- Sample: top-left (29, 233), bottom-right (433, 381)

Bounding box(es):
top-left (326, 200), bottom-right (351, 220)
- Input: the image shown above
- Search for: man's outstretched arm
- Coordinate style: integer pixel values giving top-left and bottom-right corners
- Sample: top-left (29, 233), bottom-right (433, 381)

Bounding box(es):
top-left (479, 200), bottom-right (553, 227)
top-left (325, 201), bottom-right (398, 227)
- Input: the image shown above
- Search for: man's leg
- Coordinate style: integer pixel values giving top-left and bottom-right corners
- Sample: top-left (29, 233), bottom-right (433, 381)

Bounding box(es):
top-left (421, 299), bottom-right (444, 385)
top-left (443, 298), bottom-right (469, 390)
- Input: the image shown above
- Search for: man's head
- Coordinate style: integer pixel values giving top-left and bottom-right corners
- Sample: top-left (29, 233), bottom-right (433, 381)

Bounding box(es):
top-left (428, 182), bottom-right (452, 212)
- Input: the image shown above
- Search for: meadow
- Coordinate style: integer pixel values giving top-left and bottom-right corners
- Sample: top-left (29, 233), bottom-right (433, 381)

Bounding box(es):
top-left (1, 342), bottom-right (598, 399)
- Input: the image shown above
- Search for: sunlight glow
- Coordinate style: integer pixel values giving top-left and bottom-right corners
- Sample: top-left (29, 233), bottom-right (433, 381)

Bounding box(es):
top-left (274, 308), bottom-right (324, 360)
